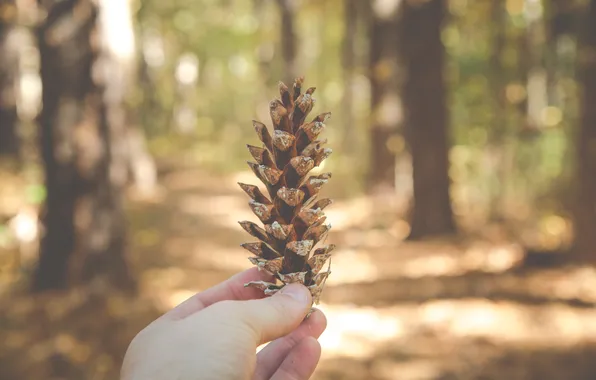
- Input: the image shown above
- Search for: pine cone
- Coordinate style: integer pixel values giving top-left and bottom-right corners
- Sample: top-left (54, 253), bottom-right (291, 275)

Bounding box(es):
top-left (238, 77), bottom-right (334, 306)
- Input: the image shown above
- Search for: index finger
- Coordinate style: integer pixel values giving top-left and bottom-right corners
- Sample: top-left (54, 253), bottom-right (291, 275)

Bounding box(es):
top-left (162, 267), bottom-right (275, 321)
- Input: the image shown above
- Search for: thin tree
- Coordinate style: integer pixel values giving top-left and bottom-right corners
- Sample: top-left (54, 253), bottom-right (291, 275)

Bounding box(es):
top-left (0, 0), bottom-right (19, 159)
top-left (367, 0), bottom-right (401, 193)
top-left (341, 0), bottom-right (357, 155)
top-left (400, 0), bottom-right (456, 239)
top-left (573, 0), bottom-right (596, 259)
top-left (276, 0), bottom-right (298, 84)
top-left (487, 0), bottom-right (507, 222)
top-left (34, 0), bottom-right (134, 292)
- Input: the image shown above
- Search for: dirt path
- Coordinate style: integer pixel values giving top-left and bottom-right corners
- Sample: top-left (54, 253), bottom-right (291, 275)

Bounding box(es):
top-left (2, 166), bottom-right (596, 379)
top-left (131, 167), bottom-right (596, 380)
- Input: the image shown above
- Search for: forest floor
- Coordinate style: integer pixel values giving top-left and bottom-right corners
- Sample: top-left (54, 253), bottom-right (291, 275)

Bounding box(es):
top-left (1, 165), bottom-right (596, 380)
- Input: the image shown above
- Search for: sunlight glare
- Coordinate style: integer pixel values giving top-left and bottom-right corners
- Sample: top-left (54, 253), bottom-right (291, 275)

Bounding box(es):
top-left (403, 254), bottom-right (461, 277)
top-left (98, 0), bottom-right (135, 61)
top-left (312, 297), bottom-right (596, 364)
top-left (176, 54), bottom-right (199, 85)
top-left (372, 0), bottom-right (403, 19)
top-left (317, 303), bottom-right (405, 358)
top-left (9, 207), bottom-right (38, 243)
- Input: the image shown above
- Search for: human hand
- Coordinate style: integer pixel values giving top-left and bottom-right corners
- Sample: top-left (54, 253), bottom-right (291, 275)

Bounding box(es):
top-left (121, 268), bottom-right (327, 380)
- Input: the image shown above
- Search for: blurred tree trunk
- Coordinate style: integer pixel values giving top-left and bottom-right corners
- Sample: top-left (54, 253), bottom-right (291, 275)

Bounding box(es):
top-left (276, 0), bottom-right (297, 84)
top-left (367, 1), bottom-right (401, 193)
top-left (524, 11), bottom-right (547, 132)
top-left (401, 0), bottom-right (456, 239)
top-left (253, 0), bottom-right (274, 87)
top-left (34, 0), bottom-right (134, 292)
top-left (105, 0), bottom-right (156, 199)
top-left (516, 1), bottom-right (548, 217)
top-left (517, 2), bottom-right (548, 137)
top-left (487, 0), bottom-right (507, 221)
top-left (341, 0), bottom-right (356, 155)
top-left (573, 0), bottom-right (596, 260)
top-left (544, 0), bottom-right (573, 107)
top-left (516, 23), bottom-right (531, 131)
top-left (545, 1), bottom-right (581, 107)
top-left (0, 0), bottom-right (19, 159)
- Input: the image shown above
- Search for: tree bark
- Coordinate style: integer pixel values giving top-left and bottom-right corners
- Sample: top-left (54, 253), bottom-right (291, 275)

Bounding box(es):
top-left (367, 1), bottom-right (401, 193)
top-left (33, 0), bottom-right (134, 292)
top-left (0, 0), bottom-right (19, 159)
top-left (401, 0), bottom-right (456, 239)
top-left (276, 0), bottom-right (297, 85)
top-left (573, 0), bottom-right (596, 259)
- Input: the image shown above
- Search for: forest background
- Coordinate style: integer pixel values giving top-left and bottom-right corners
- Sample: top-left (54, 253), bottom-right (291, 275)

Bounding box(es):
top-left (1, 0), bottom-right (596, 378)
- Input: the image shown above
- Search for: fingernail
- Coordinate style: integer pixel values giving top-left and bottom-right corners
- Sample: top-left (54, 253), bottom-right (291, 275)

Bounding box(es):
top-left (279, 283), bottom-right (310, 304)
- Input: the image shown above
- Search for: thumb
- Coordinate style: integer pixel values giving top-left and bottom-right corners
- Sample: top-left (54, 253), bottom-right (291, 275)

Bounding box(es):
top-left (207, 283), bottom-right (312, 345)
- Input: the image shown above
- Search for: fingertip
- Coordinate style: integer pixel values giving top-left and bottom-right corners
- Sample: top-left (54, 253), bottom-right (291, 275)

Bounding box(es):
top-left (300, 336), bottom-right (322, 357)
top-left (254, 308), bottom-right (326, 379)
top-left (305, 309), bottom-right (327, 338)
top-left (243, 284), bottom-right (313, 345)
top-left (276, 283), bottom-right (312, 307)
top-left (270, 337), bottom-right (322, 380)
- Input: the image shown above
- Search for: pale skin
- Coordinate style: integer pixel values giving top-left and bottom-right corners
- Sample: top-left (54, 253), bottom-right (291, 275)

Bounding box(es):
top-left (121, 268), bottom-right (327, 380)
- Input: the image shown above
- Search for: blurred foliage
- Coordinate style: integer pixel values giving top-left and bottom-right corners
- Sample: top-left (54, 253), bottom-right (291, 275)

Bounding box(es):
top-left (128, 0), bottom-right (582, 249)
top-left (133, 0), bottom-right (361, 190)
top-left (0, 1), bottom-right (585, 247)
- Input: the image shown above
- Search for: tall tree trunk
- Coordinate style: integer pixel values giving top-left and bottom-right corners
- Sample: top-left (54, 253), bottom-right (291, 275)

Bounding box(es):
top-left (341, 0), bottom-right (357, 155)
top-left (101, 0), bottom-right (156, 199)
top-left (545, 0), bottom-right (580, 107)
top-left (0, 0), bottom-right (19, 159)
top-left (253, 0), bottom-right (273, 87)
top-left (573, 0), bottom-right (596, 259)
top-left (512, 3), bottom-right (542, 209)
top-left (487, 0), bottom-right (507, 222)
top-left (367, 0), bottom-right (401, 193)
top-left (401, 0), bottom-right (456, 239)
top-left (516, 22), bottom-right (531, 129)
top-left (523, 0), bottom-right (547, 136)
top-left (276, 0), bottom-right (297, 84)
top-left (33, 0), bottom-right (134, 292)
